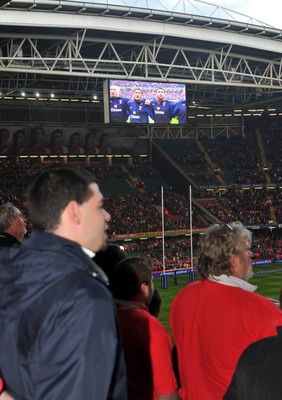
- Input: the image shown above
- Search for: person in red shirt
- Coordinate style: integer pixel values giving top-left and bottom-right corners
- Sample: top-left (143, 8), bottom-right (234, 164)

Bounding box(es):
top-left (170, 222), bottom-right (282, 400)
top-left (111, 257), bottom-right (178, 400)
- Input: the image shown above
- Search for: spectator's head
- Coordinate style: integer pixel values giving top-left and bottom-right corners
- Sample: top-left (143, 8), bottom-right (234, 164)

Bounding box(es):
top-left (197, 222), bottom-right (253, 280)
top-left (156, 88), bottom-right (165, 101)
top-left (148, 289), bottom-right (162, 317)
top-left (0, 128), bottom-right (9, 145)
top-left (95, 243), bottom-right (127, 280)
top-left (110, 85), bottom-right (121, 98)
top-left (27, 165), bottom-right (111, 252)
top-left (110, 256), bottom-right (154, 305)
top-left (0, 202), bottom-right (27, 241)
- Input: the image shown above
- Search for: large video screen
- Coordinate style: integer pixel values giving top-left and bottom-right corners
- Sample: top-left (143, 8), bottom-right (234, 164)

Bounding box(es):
top-left (104, 79), bottom-right (187, 125)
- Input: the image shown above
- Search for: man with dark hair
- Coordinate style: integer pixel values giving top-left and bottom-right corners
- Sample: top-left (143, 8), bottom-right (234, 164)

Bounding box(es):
top-left (148, 289), bottom-right (162, 318)
top-left (111, 256), bottom-right (178, 400)
top-left (150, 87), bottom-right (173, 124)
top-left (95, 243), bottom-right (127, 282)
top-left (170, 222), bottom-right (282, 400)
top-left (126, 88), bottom-right (154, 124)
top-left (0, 203), bottom-right (27, 246)
top-left (0, 165), bottom-right (127, 400)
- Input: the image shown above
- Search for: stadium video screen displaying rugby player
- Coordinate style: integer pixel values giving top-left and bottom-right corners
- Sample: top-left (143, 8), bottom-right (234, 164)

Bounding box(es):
top-left (104, 79), bottom-right (187, 125)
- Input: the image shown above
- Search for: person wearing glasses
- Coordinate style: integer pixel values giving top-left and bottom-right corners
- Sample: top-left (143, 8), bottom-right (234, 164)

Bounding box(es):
top-left (170, 222), bottom-right (282, 400)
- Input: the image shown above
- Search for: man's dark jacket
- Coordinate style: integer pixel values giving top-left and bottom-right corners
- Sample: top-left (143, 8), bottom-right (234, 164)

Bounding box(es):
top-left (0, 231), bottom-right (127, 400)
top-left (0, 231), bottom-right (21, 247)
top-left (224, 328), bottom-right (282, 400)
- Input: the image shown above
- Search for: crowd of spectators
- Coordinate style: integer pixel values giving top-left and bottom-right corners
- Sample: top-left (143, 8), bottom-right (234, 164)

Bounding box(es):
top-left (252, 230), bottom-right (282, 261)
top-left (0, 159), bottom-right (41, 232)
top-left (0, 146), bottom-right (281, 270)
top-left (201, 133), bottom-right (260, 170)
top-left (89, 164), bottom-right (130, 180)
top-left (175, 146), bottom-right (209, 171)
top-left (120, 229), bottom-right (282, 271)
top-left (122, 235), bottom-right (200, 271)
top-left (165, 130), bottom-right (281, 186)
top-left (201, 188), bottom-right (280, 226)
top-left (106, 188), bottom-right (207, 236)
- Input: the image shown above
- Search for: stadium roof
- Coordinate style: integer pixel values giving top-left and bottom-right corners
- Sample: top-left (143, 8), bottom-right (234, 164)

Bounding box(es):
top-left (1, 0), bottom-right (282, 118)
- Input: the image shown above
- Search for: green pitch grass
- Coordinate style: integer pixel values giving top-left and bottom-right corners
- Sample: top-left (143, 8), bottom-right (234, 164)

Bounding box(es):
top-left (154, 263), bottom-right (282, 334)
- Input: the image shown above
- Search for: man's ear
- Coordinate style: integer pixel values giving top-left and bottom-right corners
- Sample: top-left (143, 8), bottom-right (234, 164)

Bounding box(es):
top-left (63, 200), bottom-right (81, 225)
top-left (229, 254), bottom-right (240, 277)
top-left (140, 282), bottom-right (150, 298)
top-left (140, 282), bottom-right (147, 294)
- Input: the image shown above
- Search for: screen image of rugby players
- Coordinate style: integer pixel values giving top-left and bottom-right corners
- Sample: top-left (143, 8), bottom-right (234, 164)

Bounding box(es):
top-left (126, 88), bottom-right (154, 124)
top-left (150, 87), bottom-right (174, 124)
top-left (172, 86), bottom-right (187, 124)
top-left (110, 85), bottom-right (129, 123)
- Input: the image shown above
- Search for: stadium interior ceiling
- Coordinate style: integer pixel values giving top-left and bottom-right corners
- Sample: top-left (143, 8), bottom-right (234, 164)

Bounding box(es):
top-left (1, 0), bottom-right (282, 134)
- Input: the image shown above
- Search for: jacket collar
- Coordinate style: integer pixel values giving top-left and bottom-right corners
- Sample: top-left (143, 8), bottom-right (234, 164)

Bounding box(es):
top-left (23, 231), bottom-right (109, 285)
